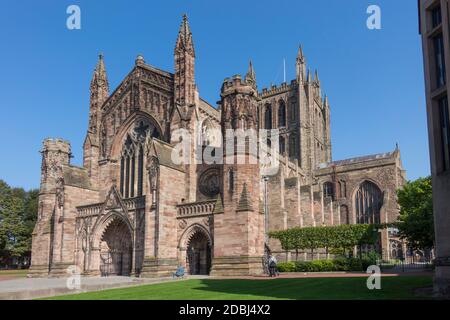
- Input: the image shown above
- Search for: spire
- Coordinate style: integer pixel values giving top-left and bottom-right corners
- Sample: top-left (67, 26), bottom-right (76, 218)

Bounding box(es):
top-left (88, 54), bottom-right (109, 135)
top-left (296, 44), bottom-right (305, 63)
top-left (213, 194), bottom-right (224, 214)
top-left (307, 69), bottom-right (312, 82)
top-left (245, 60), bottom-right (256, 85)
top-left (324, 94), bottom-right (329, 106)
top-left (237, 183), bottom-right (254, 212)
top-left (174, 14), bottom-right (196, 106)
top-left (314, 69), bottom-right (320, 83)
top-left (296, 44), bottom-right (306, 82)
top-left (90, 53), bottom-right (109, 94)
top-left (175, 14), bottom-right (195, 56)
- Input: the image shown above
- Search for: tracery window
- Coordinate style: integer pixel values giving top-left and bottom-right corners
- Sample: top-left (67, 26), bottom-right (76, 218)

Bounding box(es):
top-left (338, 180), bottom-right (347, 198)
top-left (264, 104), bottom-right (272, 129)
top-left (119, 120), bottom-right (160, 198)
top-left (278, 100), bottom-right (286, 127)
top-left (354, 181), bottom-right (383, 224)
top-left (323, 182), bottom-right (334, 198)
top-left (279, 136), bottom-right (286, 155)
top-left (289, 134), bottom-right (297, 158)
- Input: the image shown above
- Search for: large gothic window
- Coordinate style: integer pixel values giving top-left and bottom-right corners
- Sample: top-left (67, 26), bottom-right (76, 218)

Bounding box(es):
top-left (289, 134), bottom-right (297, 159)
top-left (120, 120), bottom-right (160, 198)
top-left (264, 104), bottom-right (272, 129)
top-left (278, 100), bottom-right (286, 127)
top-left (354, 181), bottom-right (383, 224)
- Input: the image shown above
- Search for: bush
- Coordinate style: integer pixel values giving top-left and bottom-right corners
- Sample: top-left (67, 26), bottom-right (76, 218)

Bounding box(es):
top-left (277, 258), bottom-right (376, 273)
top-left (277, 262), bottom-right (296, 272)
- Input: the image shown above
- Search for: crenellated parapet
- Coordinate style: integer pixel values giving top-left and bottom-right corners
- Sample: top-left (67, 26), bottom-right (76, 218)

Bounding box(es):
top-left (40, 138), bottom-right (72, 193)
top-left (259, 80), bottom-right (298, 99)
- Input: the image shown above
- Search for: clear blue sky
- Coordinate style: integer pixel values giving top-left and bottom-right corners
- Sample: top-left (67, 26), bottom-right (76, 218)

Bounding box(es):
top-left (0, 0), bottom-right (429, 190)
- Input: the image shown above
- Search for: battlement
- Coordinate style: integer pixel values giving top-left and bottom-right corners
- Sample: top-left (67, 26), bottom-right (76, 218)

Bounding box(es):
top-left (42, 138), bottom-right (72, 154)
top-left (259, 79), bottom-right (297, 98)
top-left (221, 74), bottom-right (257, 96)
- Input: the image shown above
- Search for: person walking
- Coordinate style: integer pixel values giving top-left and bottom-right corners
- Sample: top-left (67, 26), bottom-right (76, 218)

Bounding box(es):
top-left (268, 254), bottom-right (278, 277)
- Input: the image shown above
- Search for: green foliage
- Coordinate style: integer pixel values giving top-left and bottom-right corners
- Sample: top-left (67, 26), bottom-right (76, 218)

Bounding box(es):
top-left (278, 258), bottom-right (375, 273)
top-left (0, 179), bottom-right (38, 265)
top-left (269, 224), bottom-right (381, 256)
top-left (277, 262), bottom-right (296, 272)
top-left (396, 177), bottom-right (434, 251)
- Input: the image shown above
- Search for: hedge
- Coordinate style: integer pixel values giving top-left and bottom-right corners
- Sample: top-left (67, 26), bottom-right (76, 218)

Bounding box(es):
top-left (277, 258), bottom-right (375, 273)
top-left (269, 224), bottom-right (385, 258)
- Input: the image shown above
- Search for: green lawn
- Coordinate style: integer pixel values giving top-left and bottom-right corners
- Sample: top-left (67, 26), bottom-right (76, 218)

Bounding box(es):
top-left (47, 276), bottom-right (432, 300)
top-left (0, 269), bottom-right (28, 278)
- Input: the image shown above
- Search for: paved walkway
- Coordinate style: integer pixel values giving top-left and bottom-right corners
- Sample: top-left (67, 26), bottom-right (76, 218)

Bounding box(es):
top-left (0, 275), bottom-right (208, 300)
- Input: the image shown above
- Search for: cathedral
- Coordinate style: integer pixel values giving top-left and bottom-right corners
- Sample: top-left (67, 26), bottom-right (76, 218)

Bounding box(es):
top-left (29, 15), bottom-right (406, 278)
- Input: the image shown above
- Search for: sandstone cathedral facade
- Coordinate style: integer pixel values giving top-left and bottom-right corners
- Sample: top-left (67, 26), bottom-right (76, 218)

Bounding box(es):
top-left (29, 16), bottom-right (406, 277)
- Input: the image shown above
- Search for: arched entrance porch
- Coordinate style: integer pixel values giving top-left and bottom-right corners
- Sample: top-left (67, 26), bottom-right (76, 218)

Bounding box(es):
top-left (179, 224), bottom-right (212, 275)
top-left (99, 217), bottom-right (133, 276)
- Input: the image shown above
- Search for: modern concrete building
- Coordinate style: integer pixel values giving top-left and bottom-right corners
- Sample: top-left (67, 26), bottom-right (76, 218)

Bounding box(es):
top-left (419, 0), bottom-right (450, 297)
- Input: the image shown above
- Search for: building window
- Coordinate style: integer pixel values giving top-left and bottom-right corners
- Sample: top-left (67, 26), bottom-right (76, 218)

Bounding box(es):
top-left (137, 146), bottom-right (144, 196)
top-left (338, 180), bottom-right (347, 198)
top-left (439, 96), bottom-right (450, 171)
top-left (433, 33), bottom-right (446, 88)
top-left (354, 181), bottom-right (383, 224)
top-left (228, 169), bottom-right (234, 193)
top-left (289, 103), bottom-right (296, 123)
top-left (431, 5), bottom-right (442, 28)
top-left (289, 135), bottom-right (297, 158)
top-left (278, 100), bottom-right (286, 127)
top-left (264, 104), bottom-right (272, 129)
top-left (323, 182), bottom-right (334, 198)
top-left (120, 120), bottom-right (160, 198)
top-left (279, 136), bottom-right (286, 155)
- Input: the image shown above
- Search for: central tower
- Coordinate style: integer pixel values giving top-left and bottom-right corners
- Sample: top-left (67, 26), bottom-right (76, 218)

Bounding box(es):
top-left (211, 64), bottom-right (265, 276)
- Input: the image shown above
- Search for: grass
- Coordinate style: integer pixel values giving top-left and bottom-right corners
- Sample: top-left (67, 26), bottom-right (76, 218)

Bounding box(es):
top-left (0, 269), bottom-right (28, 278)
top-left (46, 276), bottom-right (432, 300)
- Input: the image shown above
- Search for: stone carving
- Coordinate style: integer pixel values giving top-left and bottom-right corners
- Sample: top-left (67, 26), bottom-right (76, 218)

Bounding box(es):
top-left (148, 157), bottom-right (159, 191)
top-left (179, 219), bottom-right (187, 229)
top-left (100, 125), bottom-right (107, 158)
top-left (199, 169), bottom-right (220, 197)
top-left (55, 177), bottom-right (65, 208)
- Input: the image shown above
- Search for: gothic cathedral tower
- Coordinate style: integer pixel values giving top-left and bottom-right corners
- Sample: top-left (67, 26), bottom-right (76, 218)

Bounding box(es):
top-left (83, 54), bottom-right (109, 188)
top-left (210, 64), bottom-right (265, 276)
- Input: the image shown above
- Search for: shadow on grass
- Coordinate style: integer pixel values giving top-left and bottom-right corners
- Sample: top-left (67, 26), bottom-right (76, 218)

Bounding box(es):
top-left (187, 276), bottom-right (433, 300)
top-left (48, 275), bottom-right (433, 300)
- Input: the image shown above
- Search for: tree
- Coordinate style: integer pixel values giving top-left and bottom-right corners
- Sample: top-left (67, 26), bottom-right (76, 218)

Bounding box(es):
top-left (0, 179), bottom-right (38, 267)
top-left (269, 224), bottom-right (380, 261)
top-left (396, 176), bottom-right (434, 251)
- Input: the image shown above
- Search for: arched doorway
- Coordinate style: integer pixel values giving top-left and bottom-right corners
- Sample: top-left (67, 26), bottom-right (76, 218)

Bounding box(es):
top-left (186, 230), bottom-right (211, 275)
top-left (99, 217), bottom-right (133, 276)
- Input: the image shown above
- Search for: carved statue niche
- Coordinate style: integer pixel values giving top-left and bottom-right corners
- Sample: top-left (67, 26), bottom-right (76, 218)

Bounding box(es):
top-left (55, 177), bottom-right (65, 209)
top-left (147, 156), bottom-right (159, 207)
top-left (100, 124), bottom-right (107, 158)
